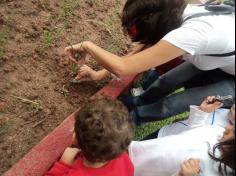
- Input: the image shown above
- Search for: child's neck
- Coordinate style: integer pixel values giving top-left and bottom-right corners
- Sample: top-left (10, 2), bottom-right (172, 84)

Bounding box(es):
top-left (83, 159), bottom-right (108, 168)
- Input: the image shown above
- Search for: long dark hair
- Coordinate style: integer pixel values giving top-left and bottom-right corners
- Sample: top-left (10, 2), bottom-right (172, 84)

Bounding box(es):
top-left (209, 139), bottom-right (235, 175)
top-left (122, 0), bottom-right (187, 44)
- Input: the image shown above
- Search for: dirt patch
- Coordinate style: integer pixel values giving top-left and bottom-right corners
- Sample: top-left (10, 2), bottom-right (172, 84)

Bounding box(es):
top-left (0, 0), bottom-right (130, 174)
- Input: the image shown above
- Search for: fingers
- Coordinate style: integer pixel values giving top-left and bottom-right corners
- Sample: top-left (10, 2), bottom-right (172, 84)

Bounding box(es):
top-left (189, 158), bottom-right (200, 166)
top-left (75, 68), bottom-right (92, 82)
top-left (206, 96), bottom-right (216, 104)
top-left (186, 158), bottom-right (201, 172)
top-left (75, 71), bottom-right (89, 80)
top-left (64, 47), bottom-right (79, 64)
top-left (79, 65), bottom-right (92, 72)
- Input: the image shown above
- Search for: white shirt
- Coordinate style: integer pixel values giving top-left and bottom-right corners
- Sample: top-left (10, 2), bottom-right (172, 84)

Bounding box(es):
top-left (163, 5), bottom-right (235, 75)
top-left (158, 106), bottom-right (229, 137)
top-left (129, 107), bottom-right (230, 176)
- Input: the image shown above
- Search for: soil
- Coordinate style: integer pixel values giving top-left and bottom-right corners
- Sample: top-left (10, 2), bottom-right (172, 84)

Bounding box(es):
top-left (0, 0), bottom-right (130, 174)
top-left (0, 0), bottom-right (201, 174)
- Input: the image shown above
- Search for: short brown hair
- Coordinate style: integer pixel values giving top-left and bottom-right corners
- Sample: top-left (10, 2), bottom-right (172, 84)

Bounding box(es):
top-left (74, 96), bottom-right (134, 162)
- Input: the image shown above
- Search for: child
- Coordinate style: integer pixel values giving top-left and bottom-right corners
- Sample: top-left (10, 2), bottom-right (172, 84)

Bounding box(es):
top-left (45, 97), bottom-right (135, 176)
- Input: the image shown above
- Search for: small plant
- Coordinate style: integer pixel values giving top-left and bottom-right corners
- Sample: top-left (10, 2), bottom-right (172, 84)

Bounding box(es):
top-left (58, 0), bottom-right (80, 27)
top-left (42, 30), bottom-right (54, 49)
top-left (41, 28), bottom-right (63, 49)
top-left (0, 124), bottom-right (8, 136)
top-left (0, 26), bottom-right (9, 60)
top-left (70, 62), bottom-right (78, 77)
top-left (60, 85), bottom-right (70, 97)
top-left (0, 116), bottom-right (9, 136)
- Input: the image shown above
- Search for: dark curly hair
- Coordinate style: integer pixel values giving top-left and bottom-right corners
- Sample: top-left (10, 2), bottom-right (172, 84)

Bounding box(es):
top-left (74, 96), bottom-right (135, 163)
top-left (209, 139), bottom-right (235, 176)
top-left (122, 0), bottom-right (187, 44)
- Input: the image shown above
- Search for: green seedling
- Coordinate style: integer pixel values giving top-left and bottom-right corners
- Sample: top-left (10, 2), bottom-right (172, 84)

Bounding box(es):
top-left (60, 85), bottom-right (70, 97)
top-left (70, 62), bottom-right (78, 77)
top-left (42, 30), bottom-right (54, 49)
top-left (0, 116), bottom-right (9, 136)
top-left (74, 52), bottom-right (81, 61)
top-left (70, 44), bottom-right (82, 61)
top-left (0, 26), bottom-right (10, 60)
top-left (0, 124), bottom-right (8, 136)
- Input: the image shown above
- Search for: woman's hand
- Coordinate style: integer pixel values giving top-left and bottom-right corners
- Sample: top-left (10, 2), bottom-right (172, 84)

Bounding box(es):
top-left (200, 96), bottom-right (223, 113)
top-left (64, 42), bottom-right (88, 66)
top-left (179, 159), bottom-right (201, 176)
top-left (60, 147), bottom-right (81, 166)
top-left (76, 65), bottom-right (105, 82)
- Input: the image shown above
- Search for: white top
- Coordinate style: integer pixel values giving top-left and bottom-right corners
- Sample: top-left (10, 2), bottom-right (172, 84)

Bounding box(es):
top-left (158, 106), bottom-right (229, 137)
top-left (162, 5), bottom-right (235, 75)
top-left (129, 107), bottom-right (230, 176)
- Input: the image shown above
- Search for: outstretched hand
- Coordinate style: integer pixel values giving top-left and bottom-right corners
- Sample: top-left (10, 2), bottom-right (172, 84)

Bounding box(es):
top-left (64, 42), bottom-right (88, 66)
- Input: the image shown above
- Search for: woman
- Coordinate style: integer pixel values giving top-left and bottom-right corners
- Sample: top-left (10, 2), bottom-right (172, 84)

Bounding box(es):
top-left (128, 98), bottom-right (235, 176)
top-left (65, 0), bottom-right (235, 124)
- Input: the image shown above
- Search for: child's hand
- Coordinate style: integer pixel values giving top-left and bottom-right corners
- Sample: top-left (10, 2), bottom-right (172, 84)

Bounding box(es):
top-left (76, 65), bottom-right (103, 82)
top-left (64, 42), bottom-right (88, 66)
top-left (199, 96), bottom-right (223, 113)
top-left (179, 159), bottom-right (201, 176)
top-left (60, 147), bottom-right (81, 166)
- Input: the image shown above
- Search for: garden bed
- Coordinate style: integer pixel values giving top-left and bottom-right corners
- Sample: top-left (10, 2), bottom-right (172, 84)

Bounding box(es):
top-left (0, 0), bottom-right (130, 174)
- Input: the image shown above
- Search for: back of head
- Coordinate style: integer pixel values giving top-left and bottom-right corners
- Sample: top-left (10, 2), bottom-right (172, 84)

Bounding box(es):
top-left (122, 0), bottom-right (187, 44)
top-left (74, 96), bottom-right (134, 163)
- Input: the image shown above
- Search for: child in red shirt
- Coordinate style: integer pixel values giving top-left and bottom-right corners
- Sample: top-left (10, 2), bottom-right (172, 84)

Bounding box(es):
top-left (45, 97), bottom-right (135, 176)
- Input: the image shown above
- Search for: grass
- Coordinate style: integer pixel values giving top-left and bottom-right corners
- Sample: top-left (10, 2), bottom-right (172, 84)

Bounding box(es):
top-left (0, 115), bottom-right (9, 136)
top-left (0, 124), bottom-right (9, 136)
top-left (95, 0), bottom-right (128, 55)
top-left (135, 112), bottom-right (189, 140)
top-left (0, 26), bottom-right (10, 60)
top-left (58, 0), bottom-right (80, 28)
top-left (40, 0), bottom-right (80, 50)
top-left (41, 28), bottom-right (63, 49)
top-left (132, 86), bottom-right (187, 140)
top-left (58, 0), bottom-right (80, 19)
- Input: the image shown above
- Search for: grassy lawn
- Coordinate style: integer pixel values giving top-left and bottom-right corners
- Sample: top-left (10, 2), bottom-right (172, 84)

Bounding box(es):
top-left (135, 112), bottom-right (189, 140)
top-left (133, 87), bottom-right (189, 140)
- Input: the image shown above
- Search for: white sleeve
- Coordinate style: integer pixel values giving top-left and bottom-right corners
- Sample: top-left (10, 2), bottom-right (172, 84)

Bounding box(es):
top-left (162, 22), bottom-right (211, 55)
top-left (187, 105), bottom-right (211, 128)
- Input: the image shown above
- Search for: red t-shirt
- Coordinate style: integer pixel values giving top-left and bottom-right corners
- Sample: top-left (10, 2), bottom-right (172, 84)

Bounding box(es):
top-left (45, 152), bottom-right (134, 176)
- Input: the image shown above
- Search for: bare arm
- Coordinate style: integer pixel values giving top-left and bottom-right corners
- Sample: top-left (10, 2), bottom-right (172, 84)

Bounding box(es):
top-left (74, 43), bottom-right (147, 81)
top-left (93, 43), bottom-right (147, 77)
top-left (83, 40), bottom-right (186, 77)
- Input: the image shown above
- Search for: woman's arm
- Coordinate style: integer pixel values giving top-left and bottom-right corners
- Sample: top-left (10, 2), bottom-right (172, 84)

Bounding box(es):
top-left (73, 43), bottom-right (147, 81)
top-left (66, 40), bottom-right (186, 77)
top-left (84, 40), bottom-right (185, 77)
